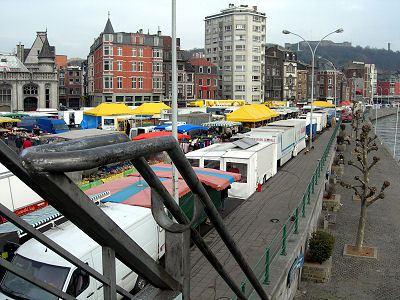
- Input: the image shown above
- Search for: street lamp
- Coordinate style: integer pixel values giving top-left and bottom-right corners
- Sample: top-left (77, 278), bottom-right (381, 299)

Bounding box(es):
top-left (317, 56), bottom-right (338, 121)
top-left (283, 28), bottom-right (343, 149)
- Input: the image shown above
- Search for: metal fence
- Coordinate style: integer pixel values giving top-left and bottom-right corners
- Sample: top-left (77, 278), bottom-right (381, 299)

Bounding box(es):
top-left (236, 121), bottom-right (341, 299)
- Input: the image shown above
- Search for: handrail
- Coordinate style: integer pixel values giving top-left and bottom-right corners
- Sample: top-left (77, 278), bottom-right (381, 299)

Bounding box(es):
top-left (236, 121), bottom-right (340, 298)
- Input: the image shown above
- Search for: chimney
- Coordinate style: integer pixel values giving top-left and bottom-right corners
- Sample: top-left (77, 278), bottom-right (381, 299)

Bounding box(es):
top-left (16, 42), bottom-right (25, 62)
top-left (139, 29), bottom-right (143, 34)
top-left (388, 42), bottom-right (391, 51)
top-left (157, 26), bottom-right (161, 37)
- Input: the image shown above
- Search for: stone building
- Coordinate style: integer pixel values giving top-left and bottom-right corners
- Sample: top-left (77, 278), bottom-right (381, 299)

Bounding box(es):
top-left (0, 31), bottom-right (58, 112)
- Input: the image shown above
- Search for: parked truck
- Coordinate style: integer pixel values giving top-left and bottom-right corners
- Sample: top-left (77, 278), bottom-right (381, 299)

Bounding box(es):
top-left (0, 203), bottom-right (165, 300)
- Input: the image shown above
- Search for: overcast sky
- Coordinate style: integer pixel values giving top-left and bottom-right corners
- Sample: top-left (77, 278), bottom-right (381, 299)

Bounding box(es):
top-left (1, 0), bottom-right (399, 58)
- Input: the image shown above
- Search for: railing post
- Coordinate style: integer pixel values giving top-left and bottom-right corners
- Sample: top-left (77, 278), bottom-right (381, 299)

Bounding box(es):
top-left (302, 195), bottom-right (306, 217)
top-left (307, 184), bottom-right (311, 204)
top-left (294, 207), bottom-right (299, 234)
top-left (102, 246), bottom-right (117, 300)
top-left (281, 224), bottom-right (287, 256)
top-left (263, 248), bottom-right (270, 284)
top-left (240, 282), bottom-right (246, 294)
top-left (311, 175), bottom-right (315, 193)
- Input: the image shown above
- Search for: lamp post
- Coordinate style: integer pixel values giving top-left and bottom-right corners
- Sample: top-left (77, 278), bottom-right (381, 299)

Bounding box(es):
top-left (317, 56), bottom-right (338, 120)
top-left (394, 102), bottom-right (399, 159)
top-left (283, 28), bottom-right (343, 149)
top-left (171, 0), bottom-right (179, 204)
top-left (375, 86), bottom-right (382, 134)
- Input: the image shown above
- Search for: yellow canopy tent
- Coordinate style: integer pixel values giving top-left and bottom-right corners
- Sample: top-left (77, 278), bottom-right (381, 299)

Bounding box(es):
top-left (226, 104), bottom-right (279, 123)
top-left (0, 117), bottom-right (21, 124)
top-left (84, 103), bottom-right (135, 116)
top-left (131, 102), bottom-right (171, 115)
top-left (313, 101), bottom-right (335, 108)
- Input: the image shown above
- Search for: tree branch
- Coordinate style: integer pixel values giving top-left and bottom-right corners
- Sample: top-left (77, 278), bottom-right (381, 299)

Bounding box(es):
top-left (340, 181), bottom-right (361, 197)
top-left (368, 156), bottom-right (380, 172)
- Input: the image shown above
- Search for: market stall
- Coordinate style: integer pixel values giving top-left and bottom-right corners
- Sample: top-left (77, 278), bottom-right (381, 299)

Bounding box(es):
top-left (82, 103), bottom-right (136, 130)
top-left (226, 104), bottom-right (279, 127)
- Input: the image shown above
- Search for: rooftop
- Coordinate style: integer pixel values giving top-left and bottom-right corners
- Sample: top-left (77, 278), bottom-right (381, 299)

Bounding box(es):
top-left (0, 53), bottom-right (29, 72)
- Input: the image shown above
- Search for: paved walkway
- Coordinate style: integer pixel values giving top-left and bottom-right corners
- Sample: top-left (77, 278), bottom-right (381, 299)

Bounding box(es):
top-left (190, 128), bottom-right (335, 299)
top-left (295, 127), bottom-right (400, 300)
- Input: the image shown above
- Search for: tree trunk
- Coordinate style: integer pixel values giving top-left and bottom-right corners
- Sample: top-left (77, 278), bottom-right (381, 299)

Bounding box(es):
top-left (355, 200), bottom-right (367, 251)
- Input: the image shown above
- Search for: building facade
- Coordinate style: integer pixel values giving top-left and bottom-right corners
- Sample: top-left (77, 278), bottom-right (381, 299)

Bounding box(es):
top-left (265, 45), bottom-right (297, 101)
top-left (316, 68), bottom-right (345, 103)
top-left (58, 65), bottom-right (84, 109)
top-left (188, 58), bottom-right (218, 99)
top-left (87, 18), bottom-right (164, 106)
top-left (296, 62), bottom-right (310, 103)
top-left (344, 61), bottom-right (366, 101)
top-left (0, 31), bottom-right (58, 112)
top-left (204, 4), bottom-right (266, 102)
top-left (162, 36), bottom-right (195, 106)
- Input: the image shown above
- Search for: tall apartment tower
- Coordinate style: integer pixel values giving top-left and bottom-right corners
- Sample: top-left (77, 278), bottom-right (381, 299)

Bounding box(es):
top-left (204, 4), bottom-right (266, 102)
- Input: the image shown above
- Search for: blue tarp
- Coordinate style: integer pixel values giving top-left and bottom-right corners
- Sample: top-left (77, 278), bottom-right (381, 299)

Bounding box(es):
top-left (177, 124), bottom-right (208, 133)
top-left (81, 115), bottom-right (101, 129)
top-left (155, 124), bottom-right (169, 131)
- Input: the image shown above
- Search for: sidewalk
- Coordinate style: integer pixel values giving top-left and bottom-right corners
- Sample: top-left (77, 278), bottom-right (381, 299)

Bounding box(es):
top-left (190, 128), bottom-right (335, 299)
top-left (296, 128), bottom-right (400, 300)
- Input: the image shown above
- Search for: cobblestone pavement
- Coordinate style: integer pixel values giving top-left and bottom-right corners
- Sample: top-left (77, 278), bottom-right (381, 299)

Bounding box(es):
top-left (295, 127), bottom-right (400, 300)
top-left (190, 128), bottom-right (335, 299)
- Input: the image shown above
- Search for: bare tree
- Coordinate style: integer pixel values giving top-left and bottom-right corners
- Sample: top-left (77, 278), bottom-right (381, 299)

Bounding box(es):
top-left (340, 124), bottom-right (390, 252)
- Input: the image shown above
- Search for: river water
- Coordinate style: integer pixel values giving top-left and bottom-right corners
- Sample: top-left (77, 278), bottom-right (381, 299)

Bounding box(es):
top-left (373, 113), bottom-right (400, 162)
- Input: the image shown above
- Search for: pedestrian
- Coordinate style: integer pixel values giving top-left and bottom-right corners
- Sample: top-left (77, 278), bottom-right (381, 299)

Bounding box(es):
top-left (22, 138), bottom-right (32, 150)
top-left (125, 121), bottom-right (131, 137)
top-left (14, 135), bottom-right (23, 154)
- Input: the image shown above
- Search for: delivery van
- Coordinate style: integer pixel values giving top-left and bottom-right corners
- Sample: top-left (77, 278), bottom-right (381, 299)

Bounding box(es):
top-left (0, 203), bottom-right (165, 300)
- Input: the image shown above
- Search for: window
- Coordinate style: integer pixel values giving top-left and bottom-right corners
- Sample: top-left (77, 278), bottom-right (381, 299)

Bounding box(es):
top-left (223, 75), bottom-right (232, 81)
top-left (117, 61), bottom-right (122, 71)
top-left (104, 60), bottom-right (112, 71)
top-left (328, 78), bottom-right (332, 84)
top-left (252, 85), bottom-right (260, 92)
top-left (253, 25), bottom-right (261, 32)
top-left (23, 84), bottom-right (38, 95)
top-left (117, 77), bottom-right (123, 89)
top-left (224, 45), bottom-right (232, 51)
top-left (235, 85), bottom-right (245, 92)
top-left (104, 76), bottom-right (113, 89)
top-left (252, 46), bottom-right (260, 52)
top-left (224, 65), bottom-right (232, 71)
top-left (252, 35), bottom-right (261, 43)
top-left (117, 34), bottom-right (123, 43)
top-left (235, 75), bottom-right (245, 81)
top-left (235, 65), bottom-right (245, 72)
top-left (138, 62), bottom-right (143, 72)
top-left (224, 25), bottom-right (232, 32)
top-left (75, 78), bottom-right (79, 83)
top-left (132, 62), bottom-right (137, 71)
top-left (252, 95), bottom-right (261, 101)
top-left (138, 48), bottom-right (143, 57)
top-left (138, 77), bottom-right (143, 89)
top-left (252, 55), bottom-right (260, 62)
top-left (235, 35), bottom-right (245, 41)
top-left (117, 47), bottom-right (122, 56)
top-left (224, 35), bottom-right (232, 41)
top-left (153, 77), bottom-right (162, 89)
top-left (199, 66), bottom-right (203, 73)
top-left (207, 78), bottom-right (211, 86)
top-left (132, 48), bottom-right (137, 57)
top-left (153, 62), bottom-right (162, 72)
top-left (226, 162), bottom-right (247, 183)
top-left (235, 55), bottom-right (245, 62)
top-left (253, 65), bottom-right (261, 72)
top-left (206, 48), bottom-right (212, 54)
top-left (103, 46), bottom-right (111, 56)
top-left (207, 67), bottom-right (211, 74)
top-left (188, 159), bottom-right (199, 167)
top-left (132, 77), bottom-right (137, 88)
top-left (236, 45), bottom-right (245, 51)
top-left (199, 78), bottom-right (203, 85)
top-left (252, 75), bottom-right (260, 82)
top-left (153, 49), bottom-right (162, 58)
top-left (236, 24), bottom-right (246, 30)
top-left (224, 55), bottom-right (232, 62)
top-left (204, 160), bottom-right (220, 170)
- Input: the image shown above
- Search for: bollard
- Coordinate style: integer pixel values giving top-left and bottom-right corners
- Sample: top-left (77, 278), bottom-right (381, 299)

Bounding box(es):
top-left (264, 248), bottom-right (270, 284)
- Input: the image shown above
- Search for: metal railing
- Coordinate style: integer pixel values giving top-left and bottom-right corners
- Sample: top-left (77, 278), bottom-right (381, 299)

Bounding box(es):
top-left (236, 121), bottom-right (341, 299)
top-left (0, 131), bottom-right (269, 299)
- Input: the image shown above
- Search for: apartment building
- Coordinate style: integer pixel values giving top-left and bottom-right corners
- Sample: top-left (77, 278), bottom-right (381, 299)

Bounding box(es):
top-left (189, 57), bottom-right (218, 99)
top-left (87, 18), bottom-right (164, 106)
top-left (204, 4), bottom-right (266, 102)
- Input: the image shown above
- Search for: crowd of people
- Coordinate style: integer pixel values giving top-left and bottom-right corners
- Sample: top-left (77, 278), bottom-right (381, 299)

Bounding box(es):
top-left (1, 126), bottom-right (41, 154)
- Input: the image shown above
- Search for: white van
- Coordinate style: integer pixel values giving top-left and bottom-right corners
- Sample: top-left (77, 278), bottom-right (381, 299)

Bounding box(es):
top-left (0, 203), bottom-right (165, 300)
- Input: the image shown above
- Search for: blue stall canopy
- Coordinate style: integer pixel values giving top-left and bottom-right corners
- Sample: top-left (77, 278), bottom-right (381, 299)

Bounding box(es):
top-left (177, 124), bottom-right (208, 133)
top-left (81, 115), bottom-right (101, 129)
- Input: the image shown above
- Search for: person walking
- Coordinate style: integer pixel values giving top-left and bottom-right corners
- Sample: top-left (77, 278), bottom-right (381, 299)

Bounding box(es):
top-left (14, 135), bottom-right (23, 154)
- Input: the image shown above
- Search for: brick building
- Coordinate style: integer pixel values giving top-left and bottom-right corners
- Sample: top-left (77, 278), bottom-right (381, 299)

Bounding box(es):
top-left (58, 65), bottom-right (83, 109)
top-left (296, 62), bottom-right (310, 102)
top-left (188, 58), bottom-right (217, 99)
top-left (162, 36), bottom-right (194, 106)
top-left (87, 18), bottom-right (163, 106)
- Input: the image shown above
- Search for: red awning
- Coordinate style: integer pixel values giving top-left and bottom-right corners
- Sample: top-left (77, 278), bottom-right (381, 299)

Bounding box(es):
top-left (133, 131), bottom-right (190, 141)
